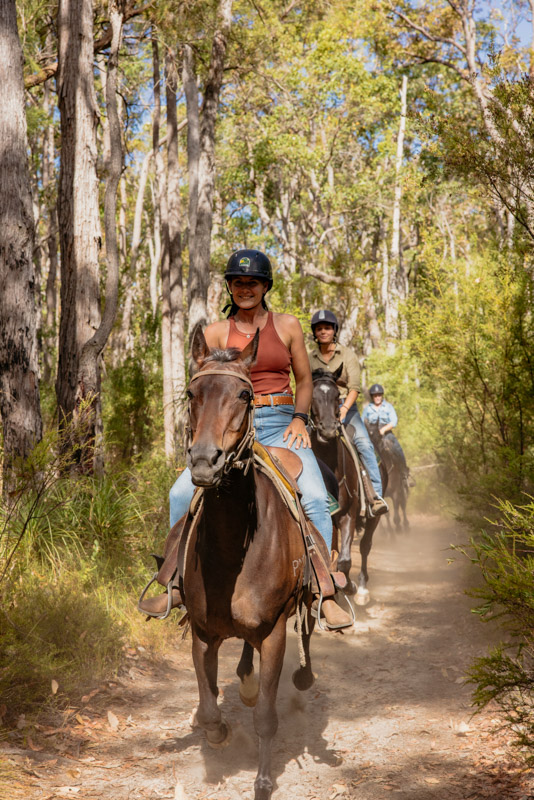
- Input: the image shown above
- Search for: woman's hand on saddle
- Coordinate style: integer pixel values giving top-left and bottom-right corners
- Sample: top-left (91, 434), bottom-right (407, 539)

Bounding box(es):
top-left (283, 417), bottom-right (311, 450)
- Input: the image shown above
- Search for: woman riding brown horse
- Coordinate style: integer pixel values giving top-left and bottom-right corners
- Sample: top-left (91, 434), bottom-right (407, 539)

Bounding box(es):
top-left (310, 368), bottom-right (386, 604)
top-left (140, 249), bottom-right (352, 630)
top-left (175, 326), bottom-right (317, 800)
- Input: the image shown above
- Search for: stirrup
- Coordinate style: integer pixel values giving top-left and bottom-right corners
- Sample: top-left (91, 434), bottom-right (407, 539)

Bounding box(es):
top-left (137, 574), bottom-right (176, 620)
top-left (311, 591), bottom-right (355, 631)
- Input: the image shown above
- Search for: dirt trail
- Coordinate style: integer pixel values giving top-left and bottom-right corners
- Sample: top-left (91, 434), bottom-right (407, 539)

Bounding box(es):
top-left (5, 514), bottom-right (533, 800)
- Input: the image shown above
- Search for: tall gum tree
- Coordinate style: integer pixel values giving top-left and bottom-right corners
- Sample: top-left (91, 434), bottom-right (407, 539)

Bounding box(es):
top-left (56, 0), bottom-right (124, 468)
top-left (0, 0), bottom-right (42, 484)
top-left (186, 0), bottom-right (234, 330)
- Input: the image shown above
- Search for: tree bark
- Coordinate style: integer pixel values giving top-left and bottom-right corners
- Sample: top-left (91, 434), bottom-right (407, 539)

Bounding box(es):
top-left (42, 80), bottom-right (59, 383)
top-left (0, 0), bottom-right (42, 483)
top-left (385, 75), bottom-right (408, 351)
top-left (166, 49), bottom-right (186, 446)
top-left (152, 35), bottom-right (175, 462)
top-left (187, 0), bottom-right (234, 330)
top-left (56, 0), bottom-right (123, 469)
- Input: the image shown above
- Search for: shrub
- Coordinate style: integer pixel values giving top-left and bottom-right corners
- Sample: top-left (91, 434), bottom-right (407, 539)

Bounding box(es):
top-left (462, 498), bottom-right (534, 761)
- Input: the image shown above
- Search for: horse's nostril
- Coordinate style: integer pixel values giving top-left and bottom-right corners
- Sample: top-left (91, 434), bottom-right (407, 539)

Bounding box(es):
top-left (210, 449), bottom-right (223, 466)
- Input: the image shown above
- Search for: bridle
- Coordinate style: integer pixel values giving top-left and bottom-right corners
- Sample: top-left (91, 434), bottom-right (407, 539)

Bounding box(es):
top-left (186, 368), bottom-right (256, 476)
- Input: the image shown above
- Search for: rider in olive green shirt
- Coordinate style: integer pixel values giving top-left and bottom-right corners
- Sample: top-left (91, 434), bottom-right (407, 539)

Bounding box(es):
top-left (308, 309), bottom-right (388, 516)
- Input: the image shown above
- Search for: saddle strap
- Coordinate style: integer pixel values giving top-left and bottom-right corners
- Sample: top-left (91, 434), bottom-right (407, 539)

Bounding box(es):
top-left (340, 427), bottom-right (367, 516)
top-left (253, 453), bottom-right (300, 521)
top-left (295, 500), bottom-right (336, 599)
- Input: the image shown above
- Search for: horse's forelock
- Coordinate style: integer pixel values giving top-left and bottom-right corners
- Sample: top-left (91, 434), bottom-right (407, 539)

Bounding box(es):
top-left (312, 369), bottom-right (337, 384)
top-left (204, 347), bottom-right (242, 364)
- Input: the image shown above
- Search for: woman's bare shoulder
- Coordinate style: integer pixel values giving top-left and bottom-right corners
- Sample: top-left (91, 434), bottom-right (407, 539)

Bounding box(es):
top-left (272, 312), bottom-right (302, 332)
top-left (205, 319), bottom-right (230, 349)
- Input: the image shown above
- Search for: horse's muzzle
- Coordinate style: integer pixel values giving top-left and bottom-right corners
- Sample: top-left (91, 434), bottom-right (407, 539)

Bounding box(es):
top-left (187, 445), bottom-right (226, 487)
top-left (315, 425), bottom-right (337, 443)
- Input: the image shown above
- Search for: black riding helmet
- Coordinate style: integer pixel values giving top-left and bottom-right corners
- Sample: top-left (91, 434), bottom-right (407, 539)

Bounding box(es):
top-left (369, 383), bottom-right (384, 396)
top-left (224, 249), bottom-right (273, 291)
top-left (311, 309), bottom-right (339, 336)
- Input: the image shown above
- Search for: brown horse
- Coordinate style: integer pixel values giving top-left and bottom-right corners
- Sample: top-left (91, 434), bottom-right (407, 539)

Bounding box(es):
top-left (310, 368), bottom-right (384, 605)
top-left (182, 325), bottom-right (315, 800)
top-left (365, 419), bottom-right (409, 530)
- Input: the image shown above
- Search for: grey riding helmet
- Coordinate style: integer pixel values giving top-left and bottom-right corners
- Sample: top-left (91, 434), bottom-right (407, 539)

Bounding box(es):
top-left (311, 309), bottom-right (339, 333)
top-left (224, 249), bottom-right (273, 291)
top-left (369, 383), bottom-right (384, 396)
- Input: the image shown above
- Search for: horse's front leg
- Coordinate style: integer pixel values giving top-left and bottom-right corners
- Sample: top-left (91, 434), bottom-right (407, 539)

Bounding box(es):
top-left (292, 597), bottom-right (315, 691)
top-left (336, 511), bottom-right (357, 595)
top-left (401, 488), bottom-right (410, 529)
top-left (355, 517), bottom-right (379, 606)
top-left (254, 613), bottom-right (288, 800)
top-left (191, 626), bottom-right (231, 748)
top-left (237, 641), bottom-right (259, 707)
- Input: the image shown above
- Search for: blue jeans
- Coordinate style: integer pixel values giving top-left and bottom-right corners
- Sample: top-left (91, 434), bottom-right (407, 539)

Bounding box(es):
top-left (344, 406), bottom-right (383, 497)
top-left (169, 399), bottom-right (333, 550)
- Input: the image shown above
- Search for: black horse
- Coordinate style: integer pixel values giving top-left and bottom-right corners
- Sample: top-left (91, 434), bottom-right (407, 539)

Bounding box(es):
top-left (310, 367), bottom-right (385, 605)
top-left (365, 419), bottom-right (409, 530)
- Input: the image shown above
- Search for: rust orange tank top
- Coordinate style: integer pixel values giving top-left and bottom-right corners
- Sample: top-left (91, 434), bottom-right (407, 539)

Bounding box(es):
top-left (226, 312), bottom-right (292, 395)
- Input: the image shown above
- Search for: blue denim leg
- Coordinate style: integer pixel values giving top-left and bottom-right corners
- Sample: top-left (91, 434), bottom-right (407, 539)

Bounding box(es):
top-left (254, 403), bottom-right (332, 550)
top-left (345, 406), bottom-right (383, 496)
top-left (169, 467), bottom-right (196, 528)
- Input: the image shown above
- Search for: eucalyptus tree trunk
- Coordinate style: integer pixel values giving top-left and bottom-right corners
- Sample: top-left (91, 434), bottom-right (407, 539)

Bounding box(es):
top-left (186, 0), bottom-right (234, 330)
top-left (56, 0), bottom-right (123, 470)
top-left (0, 0), bottom-right (42, 482)
top-left (385, 75), bottom-right (408, 352)
top-left (166, 50), bottom-right (186, 445)
top-left (42, 81), bottom-right (59, 383)
top-left (152, 35), bottom-right (175, 462)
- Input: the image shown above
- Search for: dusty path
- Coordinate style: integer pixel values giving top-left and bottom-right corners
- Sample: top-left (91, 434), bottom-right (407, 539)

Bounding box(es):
top-left (4, 514), bottom-right (533, 800)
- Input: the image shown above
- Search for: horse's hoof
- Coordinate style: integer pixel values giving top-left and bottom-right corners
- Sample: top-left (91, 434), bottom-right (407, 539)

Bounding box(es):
top-left (355, 587), bottom-right (370, 606)
top-left (254, 777), bottom-right (273, 800)
top-left (239, 670), bottom-right (259, 707)
top-left (206, 719), bottom-right (232, 749)
top-left (292, 668), bottom-right (314, 691)
top-left (343, 580), bottom-right (358, 596)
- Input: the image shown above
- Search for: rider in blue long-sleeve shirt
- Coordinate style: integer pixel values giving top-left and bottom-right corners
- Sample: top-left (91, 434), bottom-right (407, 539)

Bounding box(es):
top-left (362, 384), bottom-right (415, 488)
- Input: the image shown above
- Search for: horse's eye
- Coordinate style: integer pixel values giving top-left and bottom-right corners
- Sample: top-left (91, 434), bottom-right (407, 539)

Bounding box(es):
top-left (240, 390), bottom-right (251, 402)
top-left (186, 389), bottom-right (193, 400)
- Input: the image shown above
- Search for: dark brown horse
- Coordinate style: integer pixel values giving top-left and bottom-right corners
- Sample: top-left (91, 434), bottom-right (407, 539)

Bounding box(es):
top-left (310, 368), bottom-right (383, 605)
top-left (365, 419), bottom-right (409, 530)
top-left (182, 326), bottom-right (315, 800)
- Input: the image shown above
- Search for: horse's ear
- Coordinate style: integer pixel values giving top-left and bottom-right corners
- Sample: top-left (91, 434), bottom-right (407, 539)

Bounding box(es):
top-left (238, 328), bottom-right (259, 367)
top-left (191, 323), bottom-right (211, 368)
top-left (333, 363), bottom-right (343, 382)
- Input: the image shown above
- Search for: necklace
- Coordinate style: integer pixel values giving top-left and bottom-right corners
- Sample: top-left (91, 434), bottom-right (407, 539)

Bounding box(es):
top-left (234, 312), bottom-right (267, 339)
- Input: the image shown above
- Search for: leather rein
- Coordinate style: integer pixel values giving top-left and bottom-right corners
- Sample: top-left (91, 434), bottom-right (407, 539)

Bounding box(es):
top-left (186, 368), bottom-right (256, 476)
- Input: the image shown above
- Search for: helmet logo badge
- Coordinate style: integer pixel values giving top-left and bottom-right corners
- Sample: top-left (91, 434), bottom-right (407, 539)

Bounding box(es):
top-left (239, 257), bottom-right (251, 268)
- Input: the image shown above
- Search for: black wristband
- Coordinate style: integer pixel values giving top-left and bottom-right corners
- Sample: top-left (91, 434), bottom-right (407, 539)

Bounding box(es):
top-left (292, 412), bottom-right (309, 425)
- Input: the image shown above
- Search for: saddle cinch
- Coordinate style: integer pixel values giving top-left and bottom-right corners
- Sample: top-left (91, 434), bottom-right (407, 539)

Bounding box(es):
top-left (141, 441), bottom-right (348, 620)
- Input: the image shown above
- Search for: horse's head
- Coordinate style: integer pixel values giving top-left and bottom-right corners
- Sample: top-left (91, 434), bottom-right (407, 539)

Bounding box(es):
top-left (186, 324), bottom-right (259, 487)
top-left (364, 418), bottom-right (381, 448)
top-left (311, 365), bottom-right (343, 442)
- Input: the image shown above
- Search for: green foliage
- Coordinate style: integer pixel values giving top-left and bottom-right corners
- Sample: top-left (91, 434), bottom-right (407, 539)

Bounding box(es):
top-left (0, 429), bottom-right (178, 720)
top-left (460, 499), bottom-right (534, 760)
top-left (0, 571), bottom-right (125, 715)
top-left (406, 252), bottom-right (534, 521)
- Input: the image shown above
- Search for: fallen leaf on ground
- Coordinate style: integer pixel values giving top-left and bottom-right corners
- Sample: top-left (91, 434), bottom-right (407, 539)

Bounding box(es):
top-left (107, 710), bottom-right (119, 731)
top-left (27, 737), bottom-right (44, 752)
top-left (51, 679), bottom-right (59, 695)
